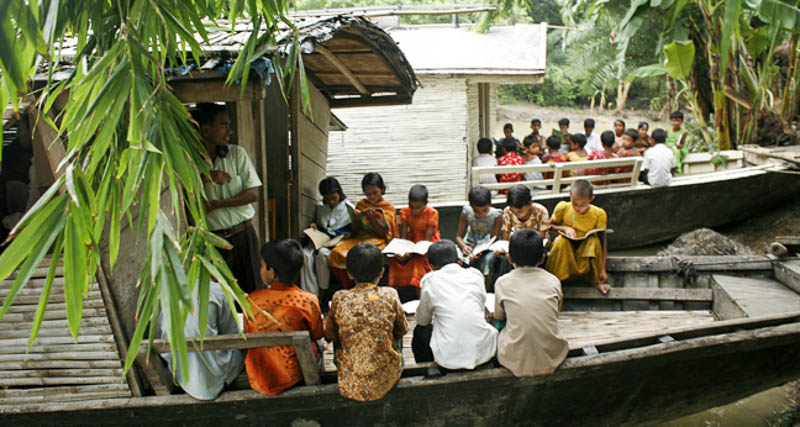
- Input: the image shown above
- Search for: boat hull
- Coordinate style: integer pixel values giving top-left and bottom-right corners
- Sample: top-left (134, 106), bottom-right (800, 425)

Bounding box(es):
top-left (4, 320), bottom-right (800, 426)
top-left (437, 166), bottom-right (800, 249)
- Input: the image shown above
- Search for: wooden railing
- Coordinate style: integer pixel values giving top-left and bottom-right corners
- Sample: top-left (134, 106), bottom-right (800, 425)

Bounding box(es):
top-left (471, 157), bottom-right (643, 194)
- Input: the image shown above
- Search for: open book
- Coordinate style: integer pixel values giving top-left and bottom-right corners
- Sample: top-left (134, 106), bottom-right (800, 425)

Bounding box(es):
top-left (472, 236), bottom-right (509, 255)
top-left (382, 239), bottom-right (433, 256)
top-left (303, 228), bottom-right (346, 251)
top-left (557, 228), bottom-right (612, 242)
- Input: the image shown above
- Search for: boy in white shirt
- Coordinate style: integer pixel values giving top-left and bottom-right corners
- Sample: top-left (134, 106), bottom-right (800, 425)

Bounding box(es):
top-left (472, 137), bottom-right (498, 187)
top-left (413, 240), bottom-right (498, 375)
top-left (642, 128), bottom-right (675, 187)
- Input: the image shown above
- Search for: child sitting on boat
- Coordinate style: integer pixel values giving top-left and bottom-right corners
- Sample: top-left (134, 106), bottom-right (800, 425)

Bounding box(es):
top-left (495, 229), bottom-right (568, 377)
top-left (389, 184), bottom-right (441, 302)
top-left (325, 242), bottom-right (408, 402)
top-left (455, 186), bottom-right (502, 277)
top-left (545, 180), bottom-right (611, 294)
top-left (300, 177), bottom-right (354, 297)
top-left (497, 136), bottom-right (525, 192)
top-left (473, 137), bottom-right (498, 188)
top-left (542, 135), bottom-right (568, 184)
top-left (328, 173), bottom-right (398, 289)
top-left (667, 111), bottom-right (689, 174)
top-left (489, 184), bottom-right (550, 290)
top-left (566, 133), bottom-right (590, 176)
top-left (587, 130), bottom-right (618, 186)
top-left (412, 240), bottom-right (498, 374)
top-left (158, 280), bottom-right (245, 400)
top-left (245, 239), bottom-right (324, 396)
top-left (642, 128), bottom-right (675, 186)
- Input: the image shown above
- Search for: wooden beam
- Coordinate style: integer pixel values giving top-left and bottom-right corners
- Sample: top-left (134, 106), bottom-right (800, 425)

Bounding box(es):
top-left (170, 79), bottom-right (265, 104)
top-left (329, 94), bottom-right (411, 108)
top-left (563, 287), bottom-right (713, 302)
top-left (314, 45), bottom-right (369, 96)
top-left (144, 331), bottom-right (311, 353)
top-left (32, 110), bottom-right (67, 185)
top-left (606, 256), bottom-right (774, 273)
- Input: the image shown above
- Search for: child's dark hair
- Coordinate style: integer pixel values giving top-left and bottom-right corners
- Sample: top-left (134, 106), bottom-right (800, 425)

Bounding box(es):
top-left (503, 123), bottom-right (513, 132)
top-left (624, 128), bottom-right (639, 141)
top-left (477, 138), bottom-right (493, 154)
top-left (670, 111), bottom-right (684, 120)
top-left (427, 240), bottom-right (459, 269)
top-left (468, 186), bottom-right (492, 207)
top-left (570, 179), bottom-right (594, 198)
top-left (530, 118), bottom-right (541, 126)
top-left (495, 141), bottom-right (506, 158)
top-left (558, 118), bottom-right (570, 127)
top-left (509, 229), bottom-right (543, 267)
top-left (319, 177), bottom-right (346, 200)
top-left (571, 133), bottom-right (587, 149)
top-left (260, 239), bottom-right (304, 283)
top-left (600, 131), bottom-right (615, 149)
top-left (408, 184), bottom-right (428, 204)
top-left (191, 103), bottom-right (227, 128)
top-left (361, 172), bottom-right (386, 193)
top-left (614, 119), bottom-right (626, 129)
top-left (523, 134), bottom-right (539, 148)
top-left (584, 118), bottom-right (595, 129)
top-left (507, 184), bottom-right (532, 208)
top-left (502, 136), bottom-right (518, 154)
top-left (638, 121), bottom-right (649, 130)
top-left (652, 128), bottom-right (667, 143)
top-left (546, 135), bottom-right (562, 150)
top-left (346, 242), bottom-right (383, 283)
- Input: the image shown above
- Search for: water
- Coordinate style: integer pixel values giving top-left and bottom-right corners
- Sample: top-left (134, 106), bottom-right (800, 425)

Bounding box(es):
top-left (658, 385), bottom-right (792, 426)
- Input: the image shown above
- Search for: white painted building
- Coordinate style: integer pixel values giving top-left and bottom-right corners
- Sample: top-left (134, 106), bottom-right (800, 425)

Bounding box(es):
top-left (327, 23), bottom-right (548, 206)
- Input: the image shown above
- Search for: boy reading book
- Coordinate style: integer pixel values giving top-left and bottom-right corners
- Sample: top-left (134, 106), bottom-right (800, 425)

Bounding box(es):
top-left (545, 180), bottom-right (610, 294)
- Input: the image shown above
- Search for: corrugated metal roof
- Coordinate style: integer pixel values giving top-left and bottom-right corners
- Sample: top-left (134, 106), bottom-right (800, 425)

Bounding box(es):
top-left (387, 24), bottom-right (547, 76)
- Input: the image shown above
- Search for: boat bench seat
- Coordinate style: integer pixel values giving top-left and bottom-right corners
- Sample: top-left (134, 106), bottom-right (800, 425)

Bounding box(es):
top-left (0, 258), bottom-right (133, 406)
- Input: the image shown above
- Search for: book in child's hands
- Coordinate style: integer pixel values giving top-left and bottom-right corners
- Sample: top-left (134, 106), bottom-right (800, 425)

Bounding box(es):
top-left (557, 228), bottom-right (612, 242)
top-left (471, 236), bottom-right (510, 255)
top-left (382, 239), bottom-right (433, 256)
top-left (303, 228), bottom-right (346, 251)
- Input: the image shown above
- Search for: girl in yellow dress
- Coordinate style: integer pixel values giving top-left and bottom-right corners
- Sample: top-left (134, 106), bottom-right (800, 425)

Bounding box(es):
top-left (545, 180), bottom-right (611, 294)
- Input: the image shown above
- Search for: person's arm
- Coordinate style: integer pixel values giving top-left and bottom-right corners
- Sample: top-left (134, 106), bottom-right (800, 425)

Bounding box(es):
top-left (350, 208), bottom-right (363, 235)
top-left (399, 222), bottom-right (409, 240)
top-left (324, 296), bottom-right (339, 342)
top-left (678, 132), bottom-right (687, 149)
top-left (549, 223), bottom-right (577, 238)
top-left (364, 209), bottom-right (390, 238)
top-left (491, 213), bottom-right (502, 239)
top-left (415, 285), bottom-right (433, 327)
top-left (455, 212), bottom-right (472, 257)
top-left (308, 300), bottom-right (325, 341)
top-left (206, 187), bottom-right (258, 213)
top-left (424, 225), bottom-right (435, 241)
top-left (392, 291), bottom-right (409, 340)
top-left (494, 286), bottom-right (506, 321)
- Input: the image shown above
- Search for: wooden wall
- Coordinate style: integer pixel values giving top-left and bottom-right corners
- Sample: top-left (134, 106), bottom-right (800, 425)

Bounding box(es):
top-left (327, 75), bottom-right (471, 206)
top-left (291, 80), bottom-right (331, 237)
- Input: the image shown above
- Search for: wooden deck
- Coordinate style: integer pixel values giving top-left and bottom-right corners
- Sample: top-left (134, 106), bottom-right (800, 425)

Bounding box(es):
top-left (323, 309), bottom-right (716, 372)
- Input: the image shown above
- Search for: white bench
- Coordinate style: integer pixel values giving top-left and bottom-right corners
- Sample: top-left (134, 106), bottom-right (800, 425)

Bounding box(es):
top-left (471, 157), bottom-right (643, 194)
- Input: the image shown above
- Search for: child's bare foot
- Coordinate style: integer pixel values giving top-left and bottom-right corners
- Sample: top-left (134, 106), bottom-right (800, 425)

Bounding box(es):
top-left (594, 283), bottom-right (611, 295)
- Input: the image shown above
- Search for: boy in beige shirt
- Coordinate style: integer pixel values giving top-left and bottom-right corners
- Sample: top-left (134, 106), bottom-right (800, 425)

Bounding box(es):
top-left (494, 229), bottom-right (568, 376)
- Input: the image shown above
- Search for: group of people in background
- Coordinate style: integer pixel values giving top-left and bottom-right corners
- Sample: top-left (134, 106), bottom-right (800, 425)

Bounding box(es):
top-left (475, 111), bottom-right (690, 189)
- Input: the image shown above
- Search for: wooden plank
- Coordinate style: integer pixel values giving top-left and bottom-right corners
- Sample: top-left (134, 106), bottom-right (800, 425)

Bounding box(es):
top-left (1, 334), bottom-right (116, 347)
top-left (0, 326), bottom-right (113, 339)
top-left (563, 287), bottom-right (712, 302)
top-left (144, 331), bottom-right (309, 354)
top-left (3, 300), bottom-right (106, 313)
top-left (0, 316), bottom-right (111, 330)
top-left (0, 352), bottom-right (122, 363)
top-left (606, 256), bottom-right (774, 273)
top-left (658, 335), bottom-right (675, 343)
top-left (582, 346), bottom-right (598, 355)
top-left (0, 343), bottom-right (118, 355)
top-left (0, 390), bottom-right (129, 405)
top-left (0, 360), bottom-right (121, 371)
top-left (621, 273), bottom-right (651, 311)
top-left (292, 335), bottom-right (321, 386)
top-left (0, 308), bottom-right (107, 322)
top-left (33, 109), bottom-right (67, 185)
top-left (1, 290), bottom-right (103, 305)
top-left (711, 278), bottom-right (748, 320)
top-left (170, 79), bottom-right (265, 103)
top-left (0, 383), bottom-right (129, 398)
top-left (315, 45), bottom-right (369, 95)
top-left (0, 376), bottom-right (123, 387)
top-left (711, 274), bottom-right (800, 317)
top-left (1, 368), bottom-right (123, 379)
top-left (775, 260), bottom-right (800, 294)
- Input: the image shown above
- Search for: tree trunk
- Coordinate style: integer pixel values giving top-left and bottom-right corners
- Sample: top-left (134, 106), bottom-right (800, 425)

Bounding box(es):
top-left (781, 31), bottom-right (799, 123)
top-left (615, 81), bottom-right (632, 116)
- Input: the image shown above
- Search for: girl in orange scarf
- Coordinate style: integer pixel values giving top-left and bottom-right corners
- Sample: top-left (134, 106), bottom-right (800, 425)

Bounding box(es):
top-left (328, 173), bottom-right (398, 288)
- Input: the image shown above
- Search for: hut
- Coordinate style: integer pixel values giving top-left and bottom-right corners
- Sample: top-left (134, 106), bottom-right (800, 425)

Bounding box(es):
top-left (326, 23), bottom-right (548, 206)
top-left (0, 15), bottom-right (417, 400)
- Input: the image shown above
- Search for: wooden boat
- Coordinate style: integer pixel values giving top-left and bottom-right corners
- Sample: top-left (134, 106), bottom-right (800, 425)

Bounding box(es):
top-left (435, 149), bottom-right (800, 249)
top-left (3, 255), bottom-right (800, 426)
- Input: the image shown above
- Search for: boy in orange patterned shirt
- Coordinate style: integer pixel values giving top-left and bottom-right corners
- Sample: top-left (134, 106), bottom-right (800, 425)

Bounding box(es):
top-left (245, 239), bottom-right (324, 395)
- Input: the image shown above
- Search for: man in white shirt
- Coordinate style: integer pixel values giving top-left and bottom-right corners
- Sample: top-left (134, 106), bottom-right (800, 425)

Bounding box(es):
top-left (641, 128), bottom-right (675, 186)
top-left (582, 118), bottom-right (603, 153)
top-left (413, 240), bottom-right (498, 375)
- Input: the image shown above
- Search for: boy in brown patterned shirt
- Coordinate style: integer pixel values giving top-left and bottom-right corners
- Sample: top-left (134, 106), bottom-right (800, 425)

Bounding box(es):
top-left (324, 242), bottom-right (408, 401)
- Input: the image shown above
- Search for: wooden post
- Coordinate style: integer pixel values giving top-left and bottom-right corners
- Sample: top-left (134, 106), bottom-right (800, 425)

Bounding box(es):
top-left (552, 164), bottom-right (563, 194)
top-left (292, 335), bottom-right (321, 386)
top-left (630, 158), bottom-right (643, 186)
top-left (315, 45), bottom-right (369, 96)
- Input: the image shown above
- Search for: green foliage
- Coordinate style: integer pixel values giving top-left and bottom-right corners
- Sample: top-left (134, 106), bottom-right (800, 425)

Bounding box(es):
top-left (0, 0), bottom-right (305, 381)
top-left (663, 40), bottom-right (695, 81)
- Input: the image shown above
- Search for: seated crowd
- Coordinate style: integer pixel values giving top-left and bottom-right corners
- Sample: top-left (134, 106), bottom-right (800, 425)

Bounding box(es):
top-left (475, 112), bottom-right (687, 189)
top-left (164, 167), bottom-right (616, 404)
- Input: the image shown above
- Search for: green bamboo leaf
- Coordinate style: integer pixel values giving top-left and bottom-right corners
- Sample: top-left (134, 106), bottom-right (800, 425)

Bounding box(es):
top-left (0, 2), bottom-right (25, 91)
top-left (627, 63), bottom-right (667, 82)
top-left (200, 228), bottom-right (233, 250)
top-left (123, 285), bottom-right (156, 375)
top-left (663, 40), bottom-right (695, 81)
top-left (64, 212), bottom-right (89, 340)
top-left (196, 267), bottom-right (211, 342)
top-left (720, 0), bottom-right (742, 82)
top-left (160, 262), bottom-right (189, 380)
top-left (28, 233), bottom-right (65, 350)
top-left (9, 175), bottom-right (65, 238)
